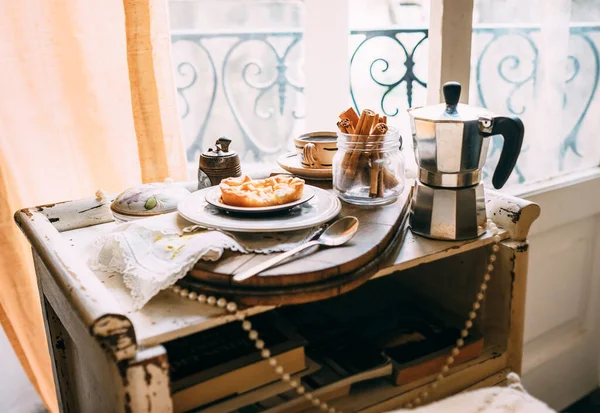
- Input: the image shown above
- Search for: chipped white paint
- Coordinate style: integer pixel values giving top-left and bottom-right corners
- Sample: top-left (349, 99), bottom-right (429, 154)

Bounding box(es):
top-left (123, 347), bottom-right (172, 413)
top-left (92, 315), bottom-right (137, 361)
top-left (29, 197), bottom-right (115, 232)
top-left (486, 190), bottom-right (541, 242)
top-left (15, 209), bottom-right (132, 344)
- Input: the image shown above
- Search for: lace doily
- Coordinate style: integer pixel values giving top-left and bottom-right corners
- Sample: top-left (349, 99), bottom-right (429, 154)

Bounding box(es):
top-left (89, 212), bottom-right (321, 309)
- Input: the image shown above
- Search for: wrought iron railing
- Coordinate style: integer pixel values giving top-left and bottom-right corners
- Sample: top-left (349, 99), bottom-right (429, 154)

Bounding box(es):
top-left (471, 24), bottom-right (600, 182)
top-left (172, 24), bottom-right (600, 183)
top-left (172, 30), bottom-right (304, 164)
top-left (349, 28), bottom-right (429, 114)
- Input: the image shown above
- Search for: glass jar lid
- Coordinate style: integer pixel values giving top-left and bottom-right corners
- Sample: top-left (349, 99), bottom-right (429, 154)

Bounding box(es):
top-left (408, 81), bottom-right (493, 122)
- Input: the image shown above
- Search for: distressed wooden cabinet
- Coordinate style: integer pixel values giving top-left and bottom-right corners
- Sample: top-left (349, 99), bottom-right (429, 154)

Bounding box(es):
top-left (15, 188), bottom-right (539, 413)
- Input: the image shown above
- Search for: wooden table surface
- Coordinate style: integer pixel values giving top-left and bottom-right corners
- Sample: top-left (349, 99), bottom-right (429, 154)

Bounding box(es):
top-left (15, 183), bottom-right (539, 349)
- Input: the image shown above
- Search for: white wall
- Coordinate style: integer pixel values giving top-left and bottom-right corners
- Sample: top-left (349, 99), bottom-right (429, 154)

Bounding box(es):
top-left (519, 175), bottom-right (600, 410)
top-left (0, 326), bottom-right (45, 413)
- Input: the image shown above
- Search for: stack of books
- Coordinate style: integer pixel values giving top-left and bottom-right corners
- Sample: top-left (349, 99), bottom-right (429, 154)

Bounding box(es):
top-left (165, 313), bottom-right (306, 413)
top-left (357, 306), bottom-right (483, 385)
top-left (165, 283), bottom-right (485, 413)
top-left (246, 335), bottom-right (393, 413)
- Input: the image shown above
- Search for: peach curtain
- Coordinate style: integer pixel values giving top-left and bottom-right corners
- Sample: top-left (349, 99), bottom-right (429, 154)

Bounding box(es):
top-left (0, 0), bottom-right (185, 411)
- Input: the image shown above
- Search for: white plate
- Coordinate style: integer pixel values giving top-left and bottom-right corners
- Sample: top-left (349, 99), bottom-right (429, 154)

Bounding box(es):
top-left (178, 186), bottom-right (341, 233)
top-left (277, 153), bottom-right (332, 180)
top-left (204, 186), bottom-right (315, 214)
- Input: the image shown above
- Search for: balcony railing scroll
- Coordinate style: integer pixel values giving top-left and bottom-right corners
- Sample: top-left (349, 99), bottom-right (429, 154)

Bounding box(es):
top-left (172, 24), bottom-right (600, 184)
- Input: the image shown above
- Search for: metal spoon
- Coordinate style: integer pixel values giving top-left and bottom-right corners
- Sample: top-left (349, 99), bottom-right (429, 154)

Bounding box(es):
top-left (233, 216), bottom-right (359, 283)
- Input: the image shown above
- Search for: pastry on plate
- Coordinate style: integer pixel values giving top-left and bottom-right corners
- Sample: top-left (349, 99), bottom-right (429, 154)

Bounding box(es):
top-left (219, 175), bottom-right (305, 207)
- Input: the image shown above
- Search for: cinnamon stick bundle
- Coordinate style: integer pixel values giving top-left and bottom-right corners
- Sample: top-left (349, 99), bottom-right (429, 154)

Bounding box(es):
top-left (345, 110), bottom-right (377, 178)
top-left (336, 107), bottom-right (400, 198)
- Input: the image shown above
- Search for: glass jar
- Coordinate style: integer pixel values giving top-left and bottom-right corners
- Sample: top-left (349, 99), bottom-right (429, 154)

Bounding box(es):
top-left (333, 126), bottom-right (405, 205)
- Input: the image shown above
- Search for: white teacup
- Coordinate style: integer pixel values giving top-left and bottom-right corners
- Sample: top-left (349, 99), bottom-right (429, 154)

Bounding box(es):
top-left (294, 132), bottom-right (337, 169)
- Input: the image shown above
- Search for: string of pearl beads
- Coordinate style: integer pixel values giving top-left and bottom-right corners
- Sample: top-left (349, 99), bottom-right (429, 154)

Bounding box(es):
top-left (402, 219), bottom-right (501, 409)
top-left (169, 286), bottom-right (340, 413)
top-left (171, 219), bottom-right (502, 412)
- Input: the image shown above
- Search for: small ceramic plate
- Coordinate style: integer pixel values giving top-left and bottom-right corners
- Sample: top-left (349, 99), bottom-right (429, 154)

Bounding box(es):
top-left (178, 186), bottom-right (341, 232)
top-left (204, 186), bottom-right (315, 215)
top-left (277, 153), bottom-right (333, 181)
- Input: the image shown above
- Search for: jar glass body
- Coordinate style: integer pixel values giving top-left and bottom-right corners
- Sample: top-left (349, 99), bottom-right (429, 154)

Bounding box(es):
top-left (333, 128), bottom-right (405, 205)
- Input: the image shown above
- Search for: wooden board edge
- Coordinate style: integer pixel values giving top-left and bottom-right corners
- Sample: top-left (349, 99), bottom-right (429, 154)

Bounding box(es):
top-left (179, 210), bottom-right (411, 306)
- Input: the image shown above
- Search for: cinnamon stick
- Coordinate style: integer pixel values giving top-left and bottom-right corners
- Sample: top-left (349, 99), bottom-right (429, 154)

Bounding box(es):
top-left (370, 121), bottom-right (399, 191)
top-left (368, 123), bottom-right (388, 197)
top-left (345, 110), bottom-right (377, 178)
top-left (339, 107), bottom-right (359, 128)
top-left (337, 118), bottom-right (354, 134)
top-left (377, 166), bottom-right (385, 197)
top-left (341, 110), bottom-right (369, 169)
top-left (371, 114), bottom-right (380, 133)
top-left (369, 159), bottom-right (380, 197)
top-left (371, 123), bottom-right (388, 136)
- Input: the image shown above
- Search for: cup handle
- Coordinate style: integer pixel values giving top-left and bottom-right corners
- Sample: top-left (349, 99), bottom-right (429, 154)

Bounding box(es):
top-left (302, 143), bottom-right (320, 169)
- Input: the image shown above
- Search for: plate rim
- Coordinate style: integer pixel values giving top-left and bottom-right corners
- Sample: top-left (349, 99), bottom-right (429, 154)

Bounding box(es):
top-left (178, 186), bottom-right (341, 233)
top-left (204, 185), bottom-right (316, 214)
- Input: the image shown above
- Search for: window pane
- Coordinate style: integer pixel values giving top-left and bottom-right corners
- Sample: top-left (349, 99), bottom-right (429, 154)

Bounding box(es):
top-left (349, 0), bottom-right (430, 173)
top-left (469, 0), bottom-right (600, 188)
top-left (169, 0), bottom-right (305, 178)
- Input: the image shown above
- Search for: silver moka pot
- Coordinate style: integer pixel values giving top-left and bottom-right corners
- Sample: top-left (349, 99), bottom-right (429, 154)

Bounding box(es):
top-left (407, 81), bottom-right (524, 240)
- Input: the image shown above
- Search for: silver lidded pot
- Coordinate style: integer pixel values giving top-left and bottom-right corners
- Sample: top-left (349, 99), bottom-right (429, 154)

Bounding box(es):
top-left (407, 81), bottom-right (524, 240)
top-left (198, 137), bottom-right (242, 190)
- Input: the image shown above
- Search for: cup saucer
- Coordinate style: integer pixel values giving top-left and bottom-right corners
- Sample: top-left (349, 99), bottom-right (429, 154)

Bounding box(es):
top-left (277, 152), bottom-right (332, 180)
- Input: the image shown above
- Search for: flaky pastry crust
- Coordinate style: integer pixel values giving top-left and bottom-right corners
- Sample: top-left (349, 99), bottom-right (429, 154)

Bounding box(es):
top-left (219, 175), bottom-right (305, 207)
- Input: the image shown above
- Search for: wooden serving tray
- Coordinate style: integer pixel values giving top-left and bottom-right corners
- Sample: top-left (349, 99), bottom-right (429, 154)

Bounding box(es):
top-left (180, 186), bottom-right (413, 306)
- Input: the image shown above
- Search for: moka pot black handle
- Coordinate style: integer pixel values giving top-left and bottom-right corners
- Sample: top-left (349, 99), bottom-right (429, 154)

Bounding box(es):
top-left (485, 116), bottom-right (524, 189)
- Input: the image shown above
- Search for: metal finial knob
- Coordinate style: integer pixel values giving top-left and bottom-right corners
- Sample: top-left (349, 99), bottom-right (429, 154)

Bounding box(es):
top-left (443, 81), bottom-right (461, 106)
top-left (216, 137), bottom-right (232, 153)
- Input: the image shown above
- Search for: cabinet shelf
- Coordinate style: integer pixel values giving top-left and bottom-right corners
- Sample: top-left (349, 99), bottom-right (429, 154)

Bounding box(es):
top-left (15, 190), bottom-right (538, 413)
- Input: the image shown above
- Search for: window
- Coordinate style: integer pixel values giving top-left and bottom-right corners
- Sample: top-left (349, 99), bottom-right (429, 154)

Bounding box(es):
top-left (470, 0), bottom-right (600, 188)
top-left (348, 0), bottom-right (430, 173)
top-left (169, 0), bottom-right (431, 176)
top-left (170, 0), bottom-right (306, 177)
top-left (169, 0), bottom-right (600, 192)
